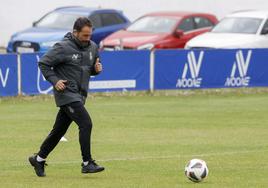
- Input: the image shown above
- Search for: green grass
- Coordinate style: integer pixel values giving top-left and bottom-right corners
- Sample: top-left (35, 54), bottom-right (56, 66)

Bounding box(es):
top-left (0, 90), bottom-right (268, 188)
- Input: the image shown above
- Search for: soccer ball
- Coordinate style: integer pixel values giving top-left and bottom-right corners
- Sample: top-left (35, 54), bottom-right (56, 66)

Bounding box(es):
top-left (185, 159), bottom-right (209, 183)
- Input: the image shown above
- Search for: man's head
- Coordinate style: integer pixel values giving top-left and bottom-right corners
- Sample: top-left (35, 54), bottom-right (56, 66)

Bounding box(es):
top-left (73, 17), bottom-right (93, 45)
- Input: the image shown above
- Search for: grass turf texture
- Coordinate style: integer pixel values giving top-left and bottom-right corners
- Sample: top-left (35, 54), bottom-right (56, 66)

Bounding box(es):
top-left (0, 89), bottom-right (267, 188)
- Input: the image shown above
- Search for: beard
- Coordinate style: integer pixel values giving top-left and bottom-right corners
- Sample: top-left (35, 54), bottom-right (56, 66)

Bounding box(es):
top-left (72, 33), bottom-right (90, 48)
top-left (81, 41), bottom-right (90, 48)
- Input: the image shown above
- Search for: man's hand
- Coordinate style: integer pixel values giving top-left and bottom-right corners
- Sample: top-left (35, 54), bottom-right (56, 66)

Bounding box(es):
top-left (55, 80), bottom-right (67, 91)
top-left (95, 58), bottom-right (102, 73)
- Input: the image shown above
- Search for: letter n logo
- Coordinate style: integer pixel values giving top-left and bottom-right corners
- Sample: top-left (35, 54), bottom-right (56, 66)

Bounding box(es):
top-left (231, 50), bottom-right (252, 77)
top-left (182, 51), bottom-right (204, 79)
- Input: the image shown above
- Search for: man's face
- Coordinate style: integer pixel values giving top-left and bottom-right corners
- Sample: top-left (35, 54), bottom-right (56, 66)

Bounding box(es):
top-left (74, 26), bottom-right (92, 43)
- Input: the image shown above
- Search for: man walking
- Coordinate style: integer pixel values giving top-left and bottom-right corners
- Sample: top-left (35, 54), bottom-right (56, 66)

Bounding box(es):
top-left (29, 17), bottom-right (104, 177)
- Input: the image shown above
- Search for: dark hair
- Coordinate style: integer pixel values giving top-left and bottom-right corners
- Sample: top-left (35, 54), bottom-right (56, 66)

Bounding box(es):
top-left (73, 17), bottom-right (92, 32)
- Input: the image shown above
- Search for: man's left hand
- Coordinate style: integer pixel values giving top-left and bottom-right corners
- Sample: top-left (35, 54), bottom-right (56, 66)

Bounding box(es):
top-left (94, 58), bottom-right (102, 73)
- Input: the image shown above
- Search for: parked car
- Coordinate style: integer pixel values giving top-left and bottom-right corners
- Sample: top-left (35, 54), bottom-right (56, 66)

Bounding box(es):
top-left (7, 6), bottom-right (130, 53)
top-left (185, 10), bottom-right (268, 49)
top-left (100, 11), bottom-right (218, 50)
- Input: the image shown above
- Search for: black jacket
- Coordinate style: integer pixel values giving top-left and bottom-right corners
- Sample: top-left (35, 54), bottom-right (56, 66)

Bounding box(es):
top-left (39, 32), bottom-right (100, 107)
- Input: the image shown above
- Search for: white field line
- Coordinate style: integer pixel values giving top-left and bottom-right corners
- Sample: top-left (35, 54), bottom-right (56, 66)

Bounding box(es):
top-left (99, 149), bottom-right (268, 162)
top-left (10, 149), bottom-right (268, 167)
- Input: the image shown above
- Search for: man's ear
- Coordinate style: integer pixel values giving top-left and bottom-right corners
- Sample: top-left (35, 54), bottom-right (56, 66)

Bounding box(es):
top-left (73, 30), bottom-right (78, 37)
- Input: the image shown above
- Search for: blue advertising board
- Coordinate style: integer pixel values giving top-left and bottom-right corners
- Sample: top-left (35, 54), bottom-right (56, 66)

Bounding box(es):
top-left (154, 49), bottom-right (268, 90)
top-left (20, 51), bottom-right (150, 95)
top-left (3, 49), bottom-right (268, 97)
top-left (0, 54), bottom-right (18, 96)
top-left (90, 50), bottom-right (150, 92)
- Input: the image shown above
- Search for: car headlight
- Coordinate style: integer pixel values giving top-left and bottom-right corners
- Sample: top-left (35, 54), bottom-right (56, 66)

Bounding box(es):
top-left (99, 41), bottom-right (103, 48)
top-left (137, 43), bottom-right (154, 50)
top-left (41, 41), bottom-right (58, 47)
top-left (184, 44), bottom-right (191, 49)
top-left (99, 41), bottom-right (104, 49)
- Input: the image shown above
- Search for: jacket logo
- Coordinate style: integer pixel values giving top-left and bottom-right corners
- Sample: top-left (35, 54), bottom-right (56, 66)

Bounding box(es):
top-left (72, 54), bottom-right (79, 61)
top-left (89, 52), bottom-right (93, 61)
top-left (225, 50), bottom-right (252, 87)
top-left (176, 51), bottom-right (204, 88)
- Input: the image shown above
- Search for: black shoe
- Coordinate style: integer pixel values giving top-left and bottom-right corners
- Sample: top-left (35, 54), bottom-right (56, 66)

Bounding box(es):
top-left (81, 160), bottom-right (105, 173)
top-left (28, 154), bottom-right (47, 177)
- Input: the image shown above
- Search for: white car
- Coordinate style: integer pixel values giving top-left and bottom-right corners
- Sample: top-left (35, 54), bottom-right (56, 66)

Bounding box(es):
top-left (185, 10), bottom-right (268, 49)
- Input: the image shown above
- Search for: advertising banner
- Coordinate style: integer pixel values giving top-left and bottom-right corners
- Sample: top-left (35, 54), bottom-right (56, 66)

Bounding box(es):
top-left (0, 54), bottom-right (18, 96)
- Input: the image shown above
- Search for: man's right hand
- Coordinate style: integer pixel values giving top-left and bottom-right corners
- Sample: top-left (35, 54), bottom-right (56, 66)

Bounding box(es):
top-left (55, 80), bottom-right (67, 91)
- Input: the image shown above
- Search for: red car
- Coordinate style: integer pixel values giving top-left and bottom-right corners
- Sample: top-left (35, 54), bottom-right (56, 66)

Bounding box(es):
top-left (100, 11), bottom-right (218, 50)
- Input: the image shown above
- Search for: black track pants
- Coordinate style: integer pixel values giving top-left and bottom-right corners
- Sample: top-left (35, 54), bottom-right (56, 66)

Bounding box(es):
top-left (38, 101), bottom-right (93, 162)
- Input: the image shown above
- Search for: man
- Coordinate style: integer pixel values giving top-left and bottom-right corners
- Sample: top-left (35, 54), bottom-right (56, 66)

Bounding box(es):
top-left (28, 17), bottom-right (104, 177)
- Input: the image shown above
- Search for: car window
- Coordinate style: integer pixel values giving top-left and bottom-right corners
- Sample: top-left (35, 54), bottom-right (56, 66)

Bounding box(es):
top-left (100, 13), bottom-right (126, 27)
top-left (36, 12), bottom-right (82, 29)
top-left (127, 16), bottom-right (177, 33)
top-left (194, 17), bottom-right (214, 29)
top-left (212, 17), bottom-right (262, 34)
top-left (89, 14), bottom-right (102, 28)
top-left (178, 17), bottom-right (195, 32)
top-left (261, 19), bottom-right (268, 34)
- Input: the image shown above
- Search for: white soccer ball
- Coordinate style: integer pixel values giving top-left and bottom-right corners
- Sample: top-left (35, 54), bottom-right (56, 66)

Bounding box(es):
top-left (185, 159), bottom-right (209, 183)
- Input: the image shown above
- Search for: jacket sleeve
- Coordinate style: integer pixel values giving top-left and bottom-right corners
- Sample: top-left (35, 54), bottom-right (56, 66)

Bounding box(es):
top-left (90, 44), bottom-right (101, 76)
top-left (38, 43), bottom-right (65, 86)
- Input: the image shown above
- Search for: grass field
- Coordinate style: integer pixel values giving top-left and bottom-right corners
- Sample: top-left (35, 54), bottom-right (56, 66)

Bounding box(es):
top-left (0, 89), bottom-right (268, 188)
